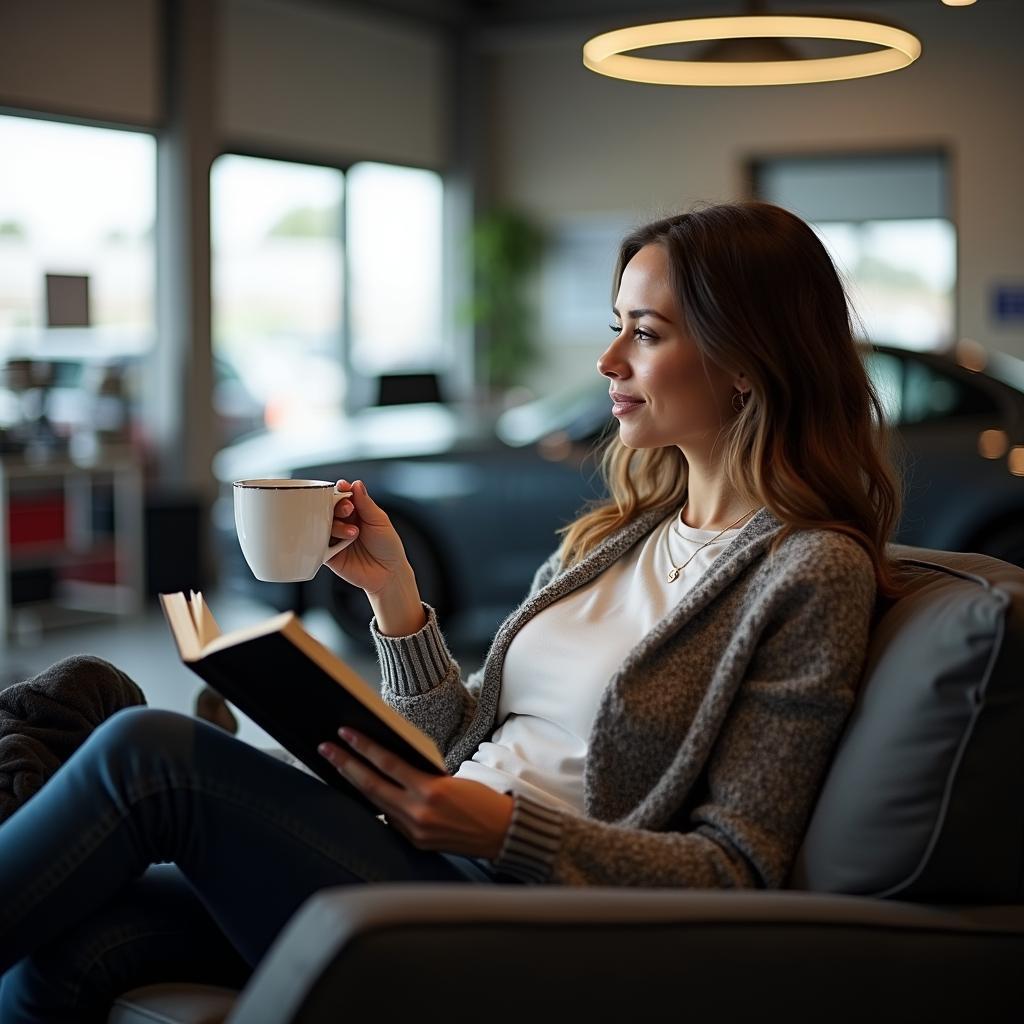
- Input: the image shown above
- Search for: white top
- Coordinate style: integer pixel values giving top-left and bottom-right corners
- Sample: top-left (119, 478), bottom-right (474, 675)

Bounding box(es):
top-left (454, 507), bottom-right (745, 813)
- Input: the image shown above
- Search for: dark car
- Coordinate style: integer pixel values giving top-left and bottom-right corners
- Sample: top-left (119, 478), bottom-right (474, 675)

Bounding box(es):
top-left (212, 343), bottom-right (1024, 649)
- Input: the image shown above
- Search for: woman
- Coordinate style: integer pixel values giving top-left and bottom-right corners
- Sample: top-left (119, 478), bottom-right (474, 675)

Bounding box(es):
top-left (0, 200), bottom-right (903, 1020)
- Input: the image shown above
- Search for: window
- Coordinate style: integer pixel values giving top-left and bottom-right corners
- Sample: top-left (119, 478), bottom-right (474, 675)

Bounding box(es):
top-left (812, 219), bottom-right (955, 351)
top-left (211, 155), bottom-right (345, 438)
top-left (211, 155), bottom-right (443, 440)
top-left (346, 162), bottom-right (443, 375)
top-left (754, 154), bottom-right (956, 352)
top-left (0, 114), bottom-right (155, 354)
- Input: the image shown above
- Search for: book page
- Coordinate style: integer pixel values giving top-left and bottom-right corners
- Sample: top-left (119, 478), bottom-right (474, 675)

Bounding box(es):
top-left (159, 593), bottom-right (202, 662)
top-left (200, 611), bottom-right (296, 656)
top-left (190, 591), bottom-right (222, 649)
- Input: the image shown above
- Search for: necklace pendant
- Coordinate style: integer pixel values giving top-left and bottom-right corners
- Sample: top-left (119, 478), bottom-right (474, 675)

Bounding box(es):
top-left (667, 567), bottom-right (680, 583)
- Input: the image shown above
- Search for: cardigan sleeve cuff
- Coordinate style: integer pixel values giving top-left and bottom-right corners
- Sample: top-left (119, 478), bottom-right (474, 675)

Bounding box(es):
top-left (370, 602), bottom-right (455, 697)
top-left (492, 792), bottom-right (564, 884)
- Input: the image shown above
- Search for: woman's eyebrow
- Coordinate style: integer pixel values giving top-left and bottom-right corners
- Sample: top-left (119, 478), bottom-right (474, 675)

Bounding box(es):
top-left (611, 306), bottom-right (672, 322)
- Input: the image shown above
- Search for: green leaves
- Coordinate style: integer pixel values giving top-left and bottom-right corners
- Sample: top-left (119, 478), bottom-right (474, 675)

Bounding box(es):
top-left (467, 209), bottom-right (546, 392)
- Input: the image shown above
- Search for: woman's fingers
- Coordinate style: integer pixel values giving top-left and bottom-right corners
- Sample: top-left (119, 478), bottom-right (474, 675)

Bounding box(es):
top-left (348, 480), bottom-right (389, 527)
top-left (317, 740), bottom-right (412, 825)
top-left (330, 489), bottom-right (358, 541)
top-left (336, 728), bottom-right (423, 788)
top-left (318, 741), bottom-right (401, 799)
top-left (333, 479), bottom-right (379, 531)
top-left (332, 499), bottom-right (355, 522)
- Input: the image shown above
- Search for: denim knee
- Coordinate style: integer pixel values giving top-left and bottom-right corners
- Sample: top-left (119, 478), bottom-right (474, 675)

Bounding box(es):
top-left (79, 707), bottom-right (201, 791)
top-left (87, 706), bottom-right (194, 753)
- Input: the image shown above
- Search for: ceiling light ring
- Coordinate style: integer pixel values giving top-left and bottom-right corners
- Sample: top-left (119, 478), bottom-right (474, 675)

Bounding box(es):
top-left (582, 16), bottom-right (922, 87)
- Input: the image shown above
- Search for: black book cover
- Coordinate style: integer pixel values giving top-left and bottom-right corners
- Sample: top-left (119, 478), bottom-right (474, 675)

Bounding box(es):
top-left (160, 595), bottom-right (447, 813)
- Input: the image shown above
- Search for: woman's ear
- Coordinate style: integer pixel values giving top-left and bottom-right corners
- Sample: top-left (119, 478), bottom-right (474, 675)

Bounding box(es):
top-left (733, 374), bottom-right (751, 394)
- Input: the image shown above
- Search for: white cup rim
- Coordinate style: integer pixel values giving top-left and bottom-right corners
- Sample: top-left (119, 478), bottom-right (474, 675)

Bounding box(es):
top-left (233, 478), bottom-right (336, 489)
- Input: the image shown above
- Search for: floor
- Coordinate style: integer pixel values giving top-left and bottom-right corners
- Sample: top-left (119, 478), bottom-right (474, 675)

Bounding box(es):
top-left (0, 591), bottom-right (488, 751)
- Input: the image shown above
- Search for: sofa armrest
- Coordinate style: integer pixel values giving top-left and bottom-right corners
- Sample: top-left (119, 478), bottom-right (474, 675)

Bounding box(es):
top-left (227, 885), bottom-right (1024, 1023)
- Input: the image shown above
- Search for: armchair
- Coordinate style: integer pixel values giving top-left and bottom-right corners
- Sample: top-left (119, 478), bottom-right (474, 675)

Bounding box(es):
top-left (110, 544), bottom-right (1024, 1023)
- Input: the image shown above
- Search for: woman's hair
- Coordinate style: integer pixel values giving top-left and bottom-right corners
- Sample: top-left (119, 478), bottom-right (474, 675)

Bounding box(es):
top-left (556, 200), bottom-right (908, 599)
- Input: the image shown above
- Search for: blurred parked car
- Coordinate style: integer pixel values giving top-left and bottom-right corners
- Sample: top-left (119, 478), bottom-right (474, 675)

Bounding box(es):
top-left (213, 344), bottom-right (1024, 650)
top-left (213, 353), bottom-right (266, 446)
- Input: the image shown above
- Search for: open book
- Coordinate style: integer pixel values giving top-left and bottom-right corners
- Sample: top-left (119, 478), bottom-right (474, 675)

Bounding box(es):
top-left (159, 591), bottom-right (447, 808)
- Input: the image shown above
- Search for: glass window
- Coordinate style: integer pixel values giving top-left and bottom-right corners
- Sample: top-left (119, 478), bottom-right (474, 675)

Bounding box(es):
top-left (346, 161), bottom-right (443, 375)
top-left (754, 154), bottom-right (956, 352)
top-left (814, 219), bottom-right (956, 351)
top-left (0, 113), bottom-right (155, 356)
top-left (211, 155), bottom-right (345, 439)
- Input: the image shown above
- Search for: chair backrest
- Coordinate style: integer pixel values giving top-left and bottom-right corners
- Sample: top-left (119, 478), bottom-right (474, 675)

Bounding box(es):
top-left (788, 545), bottom-right (1024, 903)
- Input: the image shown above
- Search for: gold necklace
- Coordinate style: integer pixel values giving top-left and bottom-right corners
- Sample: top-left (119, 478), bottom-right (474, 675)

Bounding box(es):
top-left (665, 504), bottom-right (758, 583)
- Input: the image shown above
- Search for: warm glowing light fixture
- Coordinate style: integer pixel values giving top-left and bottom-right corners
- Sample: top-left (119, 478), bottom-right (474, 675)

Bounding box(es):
top-left (582, 16), bottom-right (922, 87)
top-left (978, 429), bottom-right (1009, 460)
top-left (941, 1), bottom-right (977, 7)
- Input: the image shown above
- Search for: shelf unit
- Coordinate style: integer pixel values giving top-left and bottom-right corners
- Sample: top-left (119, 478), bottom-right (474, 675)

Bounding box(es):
top-left (0, 450), bottom-right (145, 642)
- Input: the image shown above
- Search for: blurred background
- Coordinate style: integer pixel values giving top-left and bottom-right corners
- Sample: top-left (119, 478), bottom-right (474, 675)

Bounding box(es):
top-left (1, 0), bottom-right (1022, 745)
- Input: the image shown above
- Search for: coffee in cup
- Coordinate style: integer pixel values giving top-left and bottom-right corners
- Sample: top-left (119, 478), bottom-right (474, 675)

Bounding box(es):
top-left (233, 479), bottom-right (353, 583)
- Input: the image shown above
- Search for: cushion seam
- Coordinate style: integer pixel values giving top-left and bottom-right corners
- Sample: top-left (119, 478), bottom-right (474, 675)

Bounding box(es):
top-left (869, 590), bottom-right (1010, 899)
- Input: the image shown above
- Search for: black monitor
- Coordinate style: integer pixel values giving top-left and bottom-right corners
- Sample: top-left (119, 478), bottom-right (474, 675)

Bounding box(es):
top-left (375, 372), bottom-right (444, 406)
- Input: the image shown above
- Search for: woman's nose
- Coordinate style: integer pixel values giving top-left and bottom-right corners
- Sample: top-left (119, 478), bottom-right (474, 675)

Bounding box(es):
top-left (597, 346), bottom-right (626, 380)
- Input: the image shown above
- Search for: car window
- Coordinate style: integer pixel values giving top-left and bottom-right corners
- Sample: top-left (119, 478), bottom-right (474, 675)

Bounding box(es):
top-left (902, 358), bottom-right (999, 424)
top-left (865, 351), bottom-right (999, 426)
top-left (865, 352), bottom-right (903, 425)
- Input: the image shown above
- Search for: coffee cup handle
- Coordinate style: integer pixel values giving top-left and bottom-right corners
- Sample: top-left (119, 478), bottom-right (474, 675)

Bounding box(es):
top-left (322, 488), bottom-right (355, 563)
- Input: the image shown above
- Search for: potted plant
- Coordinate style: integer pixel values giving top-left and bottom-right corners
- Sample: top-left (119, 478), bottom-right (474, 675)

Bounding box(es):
top-left (466, 208), bottom-right (546, 401)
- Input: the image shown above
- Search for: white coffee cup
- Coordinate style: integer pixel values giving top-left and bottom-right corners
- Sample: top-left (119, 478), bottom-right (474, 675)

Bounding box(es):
top-left (233, 479), bottom-right (354, 583)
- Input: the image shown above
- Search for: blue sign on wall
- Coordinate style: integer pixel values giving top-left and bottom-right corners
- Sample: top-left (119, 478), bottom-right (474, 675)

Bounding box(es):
top-left (993, 285), bottom-right (1024, 322)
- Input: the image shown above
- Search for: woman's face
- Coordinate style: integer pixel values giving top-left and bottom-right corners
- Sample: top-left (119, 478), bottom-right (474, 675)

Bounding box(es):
top-left (596, 243), bottom-right (740, 452)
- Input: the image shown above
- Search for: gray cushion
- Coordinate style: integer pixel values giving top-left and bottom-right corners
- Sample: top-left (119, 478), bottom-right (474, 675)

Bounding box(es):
top-left (789, 545), bottom-right (1024, 902)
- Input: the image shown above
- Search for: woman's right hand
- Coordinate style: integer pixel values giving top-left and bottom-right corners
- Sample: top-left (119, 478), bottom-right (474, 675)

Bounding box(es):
top-left (325, 479), bottom-right (412, 596)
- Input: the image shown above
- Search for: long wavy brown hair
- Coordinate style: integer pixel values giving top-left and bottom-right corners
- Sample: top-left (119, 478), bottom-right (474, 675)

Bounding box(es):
top-left (556, 200), bottom-right (908, 599)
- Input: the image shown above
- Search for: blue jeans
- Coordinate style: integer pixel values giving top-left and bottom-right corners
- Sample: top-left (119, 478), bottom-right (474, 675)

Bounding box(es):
top-left (0, 706), bottom-right (509, 1022)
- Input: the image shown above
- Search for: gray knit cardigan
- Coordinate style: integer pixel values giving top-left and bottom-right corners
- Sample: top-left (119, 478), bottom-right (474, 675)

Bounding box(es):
top-left (370, 504), bottom-right (877, 887)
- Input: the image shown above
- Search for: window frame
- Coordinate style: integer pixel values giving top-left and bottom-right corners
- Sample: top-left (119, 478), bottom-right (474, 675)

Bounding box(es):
top-left (212, 141), bottom-right (446, 413)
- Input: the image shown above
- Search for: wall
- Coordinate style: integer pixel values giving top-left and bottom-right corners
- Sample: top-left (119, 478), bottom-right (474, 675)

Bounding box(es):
top-left (483, 0), bottom-right (1024, 393)
top-left (220, 0), bottom-right (447, 168)
top-left (0, 0), bottom-right (162, 125)
top-left (0, 0), bottom-right (448, 167)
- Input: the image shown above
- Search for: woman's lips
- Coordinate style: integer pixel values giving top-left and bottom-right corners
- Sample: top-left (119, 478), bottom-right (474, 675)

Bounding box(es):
top-left (611, 398), bottom-right (645, 416)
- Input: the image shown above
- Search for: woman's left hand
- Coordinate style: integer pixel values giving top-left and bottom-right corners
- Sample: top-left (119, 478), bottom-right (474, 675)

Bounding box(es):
top-left (318, 728), bottom-right (514, 860)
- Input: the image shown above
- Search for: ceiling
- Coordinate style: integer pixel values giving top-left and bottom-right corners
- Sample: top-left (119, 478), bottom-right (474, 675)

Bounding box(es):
top-left (329, 0), bottom-right (946, 31)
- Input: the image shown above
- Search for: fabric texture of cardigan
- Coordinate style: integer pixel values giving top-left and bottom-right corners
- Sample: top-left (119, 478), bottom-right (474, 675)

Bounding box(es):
top-left (370, 505), bottom-right (877, 887)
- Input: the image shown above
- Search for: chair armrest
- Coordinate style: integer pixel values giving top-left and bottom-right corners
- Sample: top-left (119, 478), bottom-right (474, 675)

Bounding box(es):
top-left (227, 886), bottom-right (1024, 1023)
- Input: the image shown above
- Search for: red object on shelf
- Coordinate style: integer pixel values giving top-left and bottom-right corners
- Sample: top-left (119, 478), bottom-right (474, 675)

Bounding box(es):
top-left (7, 496), bottom-right (65, 547)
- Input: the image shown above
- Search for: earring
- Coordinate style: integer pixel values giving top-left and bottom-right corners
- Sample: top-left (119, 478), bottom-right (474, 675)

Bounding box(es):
top-left (732, 390), bottom-right (749, 413)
